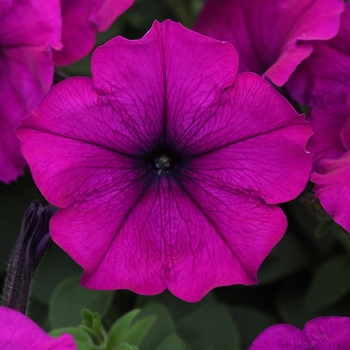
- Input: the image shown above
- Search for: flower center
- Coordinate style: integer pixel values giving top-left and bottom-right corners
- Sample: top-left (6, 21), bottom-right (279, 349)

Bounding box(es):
top-left (144, 144), bottom-right (182, 176)
top-left (154, 155), bottom-right (171, 175)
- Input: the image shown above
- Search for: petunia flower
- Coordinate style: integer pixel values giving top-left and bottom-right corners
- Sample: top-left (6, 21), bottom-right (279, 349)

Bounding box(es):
top-left (288, 2), bottom-right (350, 170)
top-left (287, 3), bottom-right (350, 232)
top-left (0, 0), bottom-right (62, 184)
top-left (53, 0), bottom-right (135, 66)
top-left (194, 0), bottom-right (344, 87)
top-left (248, 316), bottom-right (350, 349)
top-left (17, 20), bottom-right (312, 302)
top-left (0, 306), bottom-right (76, 350)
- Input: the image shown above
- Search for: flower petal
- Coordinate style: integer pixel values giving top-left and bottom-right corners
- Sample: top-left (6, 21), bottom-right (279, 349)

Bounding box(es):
top-left (288, 2), bottom-right (350, 107)
top-left (0, 45), bottom-right (54, 183)
top-left (0, 306), bottom-right (76, 350)
top-left (180, 73), bottom-right (312, 204)
top-left (307, 106), bottom-right (347, 171)
top-left (18, 77), bottom-right (148, 206)
top-left (92, 20), bottom-right (238, 152)
top-left (248, 324), bottom-right (310, 350)
top-left (53, 0), bottom-right (134, 66)
top-left (195, 0), bottom-right (344, 86)
top-left (0, 0), bottom-right (61, 48)
top-left (312, 151), bottom-right (350, 232)
top-left (304, 316), bottom-right (350, 349)
top-left (170, 171), bottom-right (287, 301)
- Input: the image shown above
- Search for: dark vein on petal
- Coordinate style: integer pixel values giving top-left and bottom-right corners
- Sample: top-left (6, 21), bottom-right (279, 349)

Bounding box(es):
top-left (185, 119), bottom-right (303, 159)
top-left (173, 171), bottom-right (251, 276)
top-left (87, 175), bottom-right (155, 276)
top-left (23, 126), bottom-right (143, 159)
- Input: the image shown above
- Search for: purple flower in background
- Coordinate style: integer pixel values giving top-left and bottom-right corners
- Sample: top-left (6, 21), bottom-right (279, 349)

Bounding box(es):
top-left (0, 306), bottom-right (76, 350)
top-left (194, 0), bottom-right (344, 86)
top-left (249, 316), bottom-right (350, 349)
top-left (287, 3), bottom-right (350, 232)
top-left (18, 20), bottom-right (311, 302)
top-left (53, 0), bottom-right (134, 66)
top-left (0, 0), bottom-right (62, 183)
top-left (288, 2), bottom-right (350, 170)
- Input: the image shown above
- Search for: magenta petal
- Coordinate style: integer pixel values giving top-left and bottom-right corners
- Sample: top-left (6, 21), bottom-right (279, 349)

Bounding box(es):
top-left (288, 2), bottom-right (350, 107)
top-left (0, 0), bottom-right (61, 49)
top-left (195, 0), bottom-right (344, 86)
top-left (92, 20), bottom-right (238, 144)
top-left (287, 3), bottom-right (350, 170)
top-left (0, 307), bottom-right (76, 350)
top-left (0, 0), bottom-right (61, 183)
top-left (53, 0), bottom-right (134, 66)
top-left (18, 77), bottom-right (147, 206)
top-left (177, 72), bottom-right (312, 204)
top-left (171, 172), bottom-right (287, 301)
top-left (304, 316), bottom-right (350, 349)
top-left (341, 104), bottom-right (350, 151)
top-left (248, 324), bottom-right (310, 350)
top-left (306, 106), bottom-right (348, 172)
top-left (312, 151), bottom-right (350, 232)
top-left (0, 46), bottom-right (54, 183)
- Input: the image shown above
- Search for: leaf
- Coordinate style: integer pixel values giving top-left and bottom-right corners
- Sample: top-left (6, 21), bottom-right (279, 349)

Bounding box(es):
top-left (49, 275), bottom-right (114, 329)
top-left (258, 232), bottom-right (306, 284)
top-left (304, 255), bottom-right (350, 311)
top-left (31, 243), bottom-right (82, 305)
top-left (229, 306), bottom-right (277, 349)
top-left (112, 343), bottom-right (137, 350)
top-left (155, 335), bottom-right (189, 350)
top-left (108, 309), bottom-right (141, 347)
top-left (135, 290), bottom-right (215, 321)
top-left (121, 316), bottom-right (155, 346)
top-left (135, 303), bottom-right (176, 350)
top-left (176, 303), bottom-right (240, 350)
top-left (50, 327), bottom-right (95, 350)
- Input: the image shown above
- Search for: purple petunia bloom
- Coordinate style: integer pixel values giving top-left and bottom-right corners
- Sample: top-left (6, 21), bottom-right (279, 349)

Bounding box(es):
top-left (287, 3), bottom-right (350, 232)
top-left (194, 0), bottom-right (344, 87)
top-left (0, 0), bottom-right (62, 184)
top-left (53, 0), bottom-right (134, 66)
top-left (17, 20), bottom-right (311, 302)
top-left (248, 316), bottom-right (350, 349)
top-left (0, 306), bottom-right (76, 350)
top-left (288, 2), bottom-right (350, 170)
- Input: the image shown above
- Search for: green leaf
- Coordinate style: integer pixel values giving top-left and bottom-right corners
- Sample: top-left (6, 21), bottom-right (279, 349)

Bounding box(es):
top-left (135, 303), bottom-right (176, 350)
top-left (176, 303), bottom-right (240, 350)
top-left (49, 275), bottom-right (114, 329)
top-left (155, 335), bottom-right (189, 350)
top-left (121, 316), bottom-right (155, 346)
top-left (108, 309), bottom-right (141, 346)
top-left (31, 243), bottom-right (82, 305)
top-left (304, 255), bottom-right (350, 311)
top-left (135, 290), bottom-right (215, 321)
top-left (136, 303), bottom-right (176, 350)
top-left (229, 306), bottom-right (277, 349)
top-left (50, 327), bottom-right (96, 350)
top-left (112, 343), bottom-right (137, 350)
top-left (79, 309), bottom-right (108, 349)
top-left (258, 232), bottom-right (306, 284)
